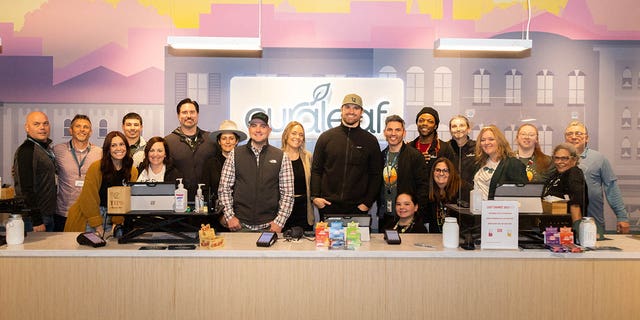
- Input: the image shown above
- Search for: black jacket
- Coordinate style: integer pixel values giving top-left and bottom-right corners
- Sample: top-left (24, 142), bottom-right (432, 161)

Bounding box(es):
top-left (311, 123), bottom-right (382, 208)
top-left (449, 137), bottom-right (476, 195)
top-left (13, 137), bottom-right (57, 226)
top-left (378, 142), bottom-right (429, 218)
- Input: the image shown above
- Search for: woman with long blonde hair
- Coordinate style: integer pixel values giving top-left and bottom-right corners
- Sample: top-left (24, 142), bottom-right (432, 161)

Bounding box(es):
top-left (281, 121), bottom-right (314, 231)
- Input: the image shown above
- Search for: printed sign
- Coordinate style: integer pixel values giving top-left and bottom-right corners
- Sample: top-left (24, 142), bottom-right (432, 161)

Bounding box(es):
top-left (230, 77), bottom-right (404, 141)
top-left (480, 200), bottom-right (519, 250)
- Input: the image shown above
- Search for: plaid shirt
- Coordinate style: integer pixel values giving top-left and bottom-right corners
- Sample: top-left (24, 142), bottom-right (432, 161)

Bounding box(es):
top-left (218, 144), bottom-right (294, 229)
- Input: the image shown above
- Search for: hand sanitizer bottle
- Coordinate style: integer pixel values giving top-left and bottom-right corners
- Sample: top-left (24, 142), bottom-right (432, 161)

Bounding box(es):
top-left (174, 178), bottom-right (187, 212)
top-left (195, 183), bottom-right (205, 213)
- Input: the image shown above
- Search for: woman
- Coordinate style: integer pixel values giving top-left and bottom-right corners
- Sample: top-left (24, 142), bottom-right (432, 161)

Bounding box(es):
top-left (514, 123), bottom-right (553, 182)
top-left (473, 125), bottom-right (527, 200)
top-left (426, 157), bottom-right (470, 233)
top-left (64, 131), bottom-right (138, 235)
top-left (281, 121), bottom-right (314, 231)
top-left (137, 136), bottom-right (181, 182)
top-left (543, 143), bottom-right (588, 226)
top-left (383, 193), bottom-right (427, 233)
top-left (203, 120), bottom-right (247, 230)
top-left (448, 115), bottom-right (476, 191)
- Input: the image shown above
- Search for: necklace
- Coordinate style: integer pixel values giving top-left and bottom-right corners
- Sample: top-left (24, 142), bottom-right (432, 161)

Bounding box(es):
top-left (394, 217), bottom-right (415, 233)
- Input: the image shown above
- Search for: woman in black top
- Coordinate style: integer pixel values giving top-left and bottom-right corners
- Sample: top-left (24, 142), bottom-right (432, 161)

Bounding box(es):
top-left (383, 193), bottom-right (427, 233)
top-left (543, 143), bottom-right (588, 225)
top-left (281, 121), bottom-right (314, 231)
top-left (426, 157), bottom-right (469, 233)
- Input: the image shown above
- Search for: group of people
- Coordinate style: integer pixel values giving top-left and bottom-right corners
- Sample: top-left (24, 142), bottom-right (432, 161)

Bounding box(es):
top-left (12, 94), bottom-right (630, 237)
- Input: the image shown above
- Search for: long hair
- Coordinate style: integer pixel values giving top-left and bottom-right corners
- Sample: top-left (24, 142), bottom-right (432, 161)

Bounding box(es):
top-left (428, 157), bottom-right (462, 203)
top-left (475, 125), bottom-right (513, 166)
top-left (281, 121), bottom-right (307, 155)
top-left (139, 136), bottom-right (172, 172)
top-left (516, 123), bottom-right (552, 173)
top-left (101, 131), bottom-right (133, 182)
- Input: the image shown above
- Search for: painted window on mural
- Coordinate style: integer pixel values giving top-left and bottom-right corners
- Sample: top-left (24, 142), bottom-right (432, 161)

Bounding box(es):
top-left (63, 119), bottom-right (72, 137)
top-left (473, 69), bottom-right (490, 105)
top-left (536, 70), bottom-right (554, 105)
top-left (538, 125), bottom-right (553, 154)
top-left (621, 137), bottom-right (631, 159)
top-left (622, 67), bottom-right (632, 88)
top-left (568, 70), bottom-right (585, 105)
top-left (188, 73), bottom-right (208, 105)
top-left (434, 66), bottom-right (452, 107)
top-left (406, 66), bottom-right (425, 106)
top-left (379, 66), bottom-right (397, 78)
top-left (505, 69), bottom-right (522, 105)
top-left (622, 107), bottom-right (632, 128)
top-left (208, 73), bottom-right (221, 106)
top-left (99, 119), bottom-right (108, 138)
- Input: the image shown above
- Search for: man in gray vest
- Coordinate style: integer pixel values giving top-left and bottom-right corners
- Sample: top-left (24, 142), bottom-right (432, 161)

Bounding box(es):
top-left (218, 112), bottom-right (294, 232)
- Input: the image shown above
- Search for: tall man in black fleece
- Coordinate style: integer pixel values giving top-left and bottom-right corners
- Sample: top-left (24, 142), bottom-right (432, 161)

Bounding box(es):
top-left (311, 93), bottom-right (383, 220)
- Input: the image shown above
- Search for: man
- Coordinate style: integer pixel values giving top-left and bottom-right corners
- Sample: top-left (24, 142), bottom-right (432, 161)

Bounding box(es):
top-left (311, 93), bottom-right (383, 219)
top-left (12, 111), bottom-right (56, 232)
top-left (165, 98), bottom-right (218, 201)
top-left (448, 115), bottom-right (476, 197)
top-left (122, 112), bottom-right (146, 168)
top-left (52, 114), bottom-right (102, 231)
top-left (218, 112), bottom-right (294, 232)
top-left (378, 115), bottom-right (428, 231)
top-left (410, 106), bottom-right (455, 181)
top-left (565, 121), bottom-right (630, 236)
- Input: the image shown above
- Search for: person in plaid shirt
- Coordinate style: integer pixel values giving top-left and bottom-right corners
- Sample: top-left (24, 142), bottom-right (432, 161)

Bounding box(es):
top-left (218, 112), bottom-right (294, 232)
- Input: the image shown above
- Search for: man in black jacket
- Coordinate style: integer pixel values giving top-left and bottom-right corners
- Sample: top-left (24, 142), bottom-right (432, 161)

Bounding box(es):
top-left (410, 106), bottom-right (456, 182)
top-left (311, 93), bottom-right (383, 219)
top-left (378, 115), bottom-right (429, 231)
top-left (13, 111), bottom-right (56, 232)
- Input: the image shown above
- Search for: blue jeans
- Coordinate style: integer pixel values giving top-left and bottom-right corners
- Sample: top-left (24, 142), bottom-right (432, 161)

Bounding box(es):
top-left (23, 215), bottom-right (54, 232)
top-left (85, 207), bottom-right (112, 233)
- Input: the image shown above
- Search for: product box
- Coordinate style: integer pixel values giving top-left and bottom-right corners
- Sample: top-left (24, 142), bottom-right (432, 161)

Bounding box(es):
top-left (315, 222), bottom-right (329, 247)
top-left (0, 187), bottom-right (15, 200)
top-left (107, 186), bottom-right (131, 214)
top-left (199, 224), bottom-right (224, 249)
top-left (559, 227), bottom-right (574, 245)
top-left (542, 200), bottom-right (568, 215)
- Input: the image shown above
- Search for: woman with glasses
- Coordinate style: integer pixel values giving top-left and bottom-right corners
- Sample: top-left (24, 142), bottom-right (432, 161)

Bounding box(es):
top-left (425, 157), bottom-right (469, 233)
top-left (514, 123), bottom-right (553, 182)
top-left (473, 125), bottom-right (527, 200)
top-left (382, 192), bottom-right (427, 233)
top-left (542, 143), bottom-right (588, 226)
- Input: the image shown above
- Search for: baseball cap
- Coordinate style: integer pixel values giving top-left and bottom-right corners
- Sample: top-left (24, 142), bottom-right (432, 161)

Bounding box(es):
top-left (342, 93), bottom-right (363, 109)
top-left (248, 112), bottom-right (269, 126)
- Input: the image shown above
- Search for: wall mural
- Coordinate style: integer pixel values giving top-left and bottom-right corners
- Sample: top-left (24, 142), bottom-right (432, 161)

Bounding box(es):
top-left (1, 0), bottom-right (639, 230)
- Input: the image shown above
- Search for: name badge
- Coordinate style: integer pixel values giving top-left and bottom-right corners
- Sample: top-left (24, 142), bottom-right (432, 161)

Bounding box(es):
top-left (75, 180), bottom-right (84, 187)
top-left (386, 200), bottom-right (393, 212)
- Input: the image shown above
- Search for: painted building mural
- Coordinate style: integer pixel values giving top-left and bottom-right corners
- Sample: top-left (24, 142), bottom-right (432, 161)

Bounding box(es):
top-left (1, 0), bottom-right (640, 230)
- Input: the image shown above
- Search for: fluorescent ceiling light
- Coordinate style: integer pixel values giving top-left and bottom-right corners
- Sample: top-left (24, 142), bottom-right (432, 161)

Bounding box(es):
top-left (167, 36), bottom-right (261, 51)
top-left (434, 38), bottom-right (532, 52)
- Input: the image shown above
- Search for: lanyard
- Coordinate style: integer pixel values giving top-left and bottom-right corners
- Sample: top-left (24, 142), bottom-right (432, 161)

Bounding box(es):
top-left (384, 151), bottom-right (399, 192)
top-left (70, 140), bottom-right (91, 177)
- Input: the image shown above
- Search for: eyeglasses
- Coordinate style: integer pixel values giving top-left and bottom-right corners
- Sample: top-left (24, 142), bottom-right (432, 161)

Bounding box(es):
top-left (553, 156), bottom-right (572, 162)
top-left (565, 131), bottom-right (585, 137)
top-left (434, 168), bottom-right (450, 174)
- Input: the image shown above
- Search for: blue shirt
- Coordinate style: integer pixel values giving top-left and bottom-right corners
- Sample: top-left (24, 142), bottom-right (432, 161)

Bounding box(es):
top-left (578, 148), bottom-right (628, 229)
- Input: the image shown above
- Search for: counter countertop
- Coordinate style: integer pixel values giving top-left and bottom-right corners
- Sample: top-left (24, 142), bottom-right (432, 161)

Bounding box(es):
top-left (2, 232), bottom-right (640, 259)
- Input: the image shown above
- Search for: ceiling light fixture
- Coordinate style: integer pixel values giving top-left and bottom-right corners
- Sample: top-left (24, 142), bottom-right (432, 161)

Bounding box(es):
top-left (434, 0), bottom-right (532, 53)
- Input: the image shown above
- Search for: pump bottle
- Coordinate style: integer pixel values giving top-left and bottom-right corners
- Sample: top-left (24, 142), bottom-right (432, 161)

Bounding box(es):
top-left (195, 183), bottom-right (205, 213)
top-left (174, 178), bottom-right (187, 212)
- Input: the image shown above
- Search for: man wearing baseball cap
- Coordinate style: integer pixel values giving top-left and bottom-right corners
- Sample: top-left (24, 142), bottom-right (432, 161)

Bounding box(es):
top-left (410, 106), bottom-right (455, 183)
top-left (218, 111), bottom-right (294, 232)
top-left (311, 94), bottom-right (383, 219)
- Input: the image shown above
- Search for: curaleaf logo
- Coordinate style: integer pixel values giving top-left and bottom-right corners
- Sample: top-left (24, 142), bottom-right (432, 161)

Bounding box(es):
top-left (242, 83), bottom-right (390, 137)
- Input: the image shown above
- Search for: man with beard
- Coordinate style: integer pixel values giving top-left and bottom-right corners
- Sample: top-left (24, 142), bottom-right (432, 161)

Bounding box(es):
top-left (165, 98), bottom-right (218, 201)
top-left (311, 94), bottom-right (383, 219)
top-left (410, 106), bottom-right (455, 182)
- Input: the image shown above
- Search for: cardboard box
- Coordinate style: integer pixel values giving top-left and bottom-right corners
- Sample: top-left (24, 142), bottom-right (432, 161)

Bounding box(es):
top-left (107, 186), bottom-right (131, 214)
top-left (542, 200), bottom-right (568, 215)
top-left (0, 187), bottom-right (15, 200)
